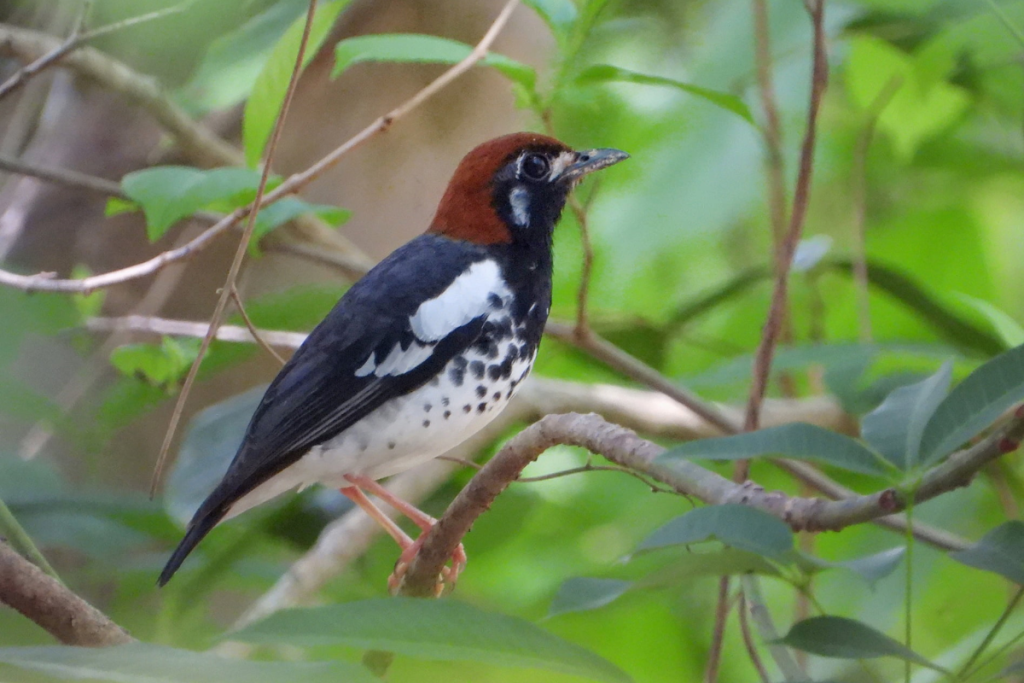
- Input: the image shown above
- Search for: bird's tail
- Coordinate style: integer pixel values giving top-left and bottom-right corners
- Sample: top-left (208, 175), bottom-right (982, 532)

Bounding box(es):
top-left (157, 501), bottom-right (228, 587)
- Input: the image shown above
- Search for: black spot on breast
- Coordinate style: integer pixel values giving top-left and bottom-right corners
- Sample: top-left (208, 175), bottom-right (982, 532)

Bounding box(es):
top-left (388, 441), bottom-right (396, 450)
top-left (444, 410), bottom-right (451, 419)
top-left (477, 402), bottom-right (487, 413)
top-left (519, 343), bottom-right (531, 359)
top-left (452, 355), bottom-right (468, 369)
top-left (495, 317), bottom-right (513, 339)
top-left (441, 397), bottom-right (449, 407)
top-left (487, 364), bottom-right (502, 381)
top-left (463, 404), bottom-right (472, 413)
top-left (429, 376), bottom-right (440, 387)
top-left (488, 292), bottom-right (503, 309)
top-left (470, 360), bottom-right (485, 379)
top-left (506, 387), bottom-right (515, 400)
top-left (493, 391), bottom-right (502, 402)
top-left (449, 366), bottom-right (465, 386)
top-left (423, 420), bottom-right (430, 428)
top-left (476, 385), bottom-right (487, 398)
top-left (424, 403), bottom-right (432, 413)
top-left (507, 343), bottom-right (519, 361)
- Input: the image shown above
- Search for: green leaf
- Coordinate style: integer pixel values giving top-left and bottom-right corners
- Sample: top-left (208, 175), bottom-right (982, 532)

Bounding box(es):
top-left (109, 337), bottom-right (199, 389)
top-left (176, 0), bottom-right (310, 114)
top-left (950, 521), bottom-right (1024, 584)
top-left (523, 0), bottom-right (578, 39)
top-left (331, 34), bottom-right (536, 88)
top-left (548, 578), bottom-right (632, 617)
top-left (955, 293), bottom-right (1024, 348)
top-left (777, 616), bottom-right (945, 670)
top-left (575, 64), bottom-right (754, 124)
top-left (919, 343), bottom-right (1024, 463)
top-left (250, 197), bottom-right (350, 253)
top-left (846, 35), bottom-right (970, 161)
top-left (243, 0), bottom-right (352, 166)
top-left (104, 196), bottom-right (138, 217)
top-left (634, 548), bottom-right (781, 586)
top-left (0, 642), bottom-right (375, 683)
top-left (122, 166), bottom-right (266, 240)
top-left (658, 423), bottom-right (891, 477)
top-left (860, 362), bottom-right (952, 470)
top-left (232, 598), bottom-right (632, 683)
top-left (797, 547), bottom-right (906, 586)
top-left (637, 505), bottom-right (793, 560)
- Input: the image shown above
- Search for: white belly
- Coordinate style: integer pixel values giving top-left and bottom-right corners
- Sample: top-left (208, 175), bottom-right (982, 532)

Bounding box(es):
top-left (224, 347), bottom-right (534, 518)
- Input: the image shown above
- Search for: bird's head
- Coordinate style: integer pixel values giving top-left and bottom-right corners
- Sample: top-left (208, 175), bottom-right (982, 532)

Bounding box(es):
top-left (429, 132), bottom-right (628, 246)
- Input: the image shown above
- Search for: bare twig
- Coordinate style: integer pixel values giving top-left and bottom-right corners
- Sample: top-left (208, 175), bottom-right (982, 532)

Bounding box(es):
top-left (743, 0), bottom-right (828, 433)
top-left (84, 315), bottom-right (307, 348)
top-left (738, 591), bottom-right (773, 683)
top-left (705, 577), bottom-right (732, 683)
top-left (851, 76), bottom-right (901, 343)
top-left (0, 1), bottom-right (195, 101)
top-left (0, 542), bottom-right (133, 646)
top-left (0, 152), bottom-right (124, 197)
top-left (150, 0), bottom-right (318, 494)
top-left (230, 285), bottom-right (286, 366)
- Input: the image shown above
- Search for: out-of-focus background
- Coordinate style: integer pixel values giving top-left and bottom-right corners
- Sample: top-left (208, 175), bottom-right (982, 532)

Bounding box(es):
top-left (1, 0), bottom-right (1024, 681)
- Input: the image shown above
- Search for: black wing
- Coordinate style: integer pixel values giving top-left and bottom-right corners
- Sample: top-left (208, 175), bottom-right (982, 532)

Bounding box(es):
top-left (159, 236), bottom-right (492, 585)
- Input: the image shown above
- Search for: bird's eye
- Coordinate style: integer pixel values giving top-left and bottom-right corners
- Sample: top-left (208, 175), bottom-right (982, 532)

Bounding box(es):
top-left (520, 154), bottom-right (550, 181)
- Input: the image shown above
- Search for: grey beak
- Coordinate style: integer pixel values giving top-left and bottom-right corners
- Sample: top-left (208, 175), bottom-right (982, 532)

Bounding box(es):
top-left (563, 147), bottom-right (629, 181)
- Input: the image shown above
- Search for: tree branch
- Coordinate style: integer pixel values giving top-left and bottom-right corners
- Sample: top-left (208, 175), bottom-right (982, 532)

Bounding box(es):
top-left (398, 410), bottom-right (1017, 595)
top-left (0, 542), bottom-right (132, 646)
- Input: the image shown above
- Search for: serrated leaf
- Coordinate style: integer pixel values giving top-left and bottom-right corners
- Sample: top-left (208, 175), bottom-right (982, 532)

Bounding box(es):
top-left (0, 642), bottom-right (375, 683)
top-left (955, 293), bottom-right (1024, 349)
top-left (575, 64), bottom-right (754, 124)
top-left (797, 547), bottom-right (905, 586)
top-left (658, 423), bottom-right (891, 477)
top-left (861, 362), bottom-right (952, 470)
top-left (331, 34), bottom-right (536, 88)
top-left (778, 616), bottom-right (945, 671)
top-left (637, 505), bottom-right (793, 560)
top-left (950, 521), bottom-right (1024, 584)
top-left (919, 343), bottom-right (1024, 464)
top-left (243, 0), bottom-right (352, 166)
top-left (548, 578), bottom-right (632, 617)
top-left (232, 598), bottom-right (632, 683)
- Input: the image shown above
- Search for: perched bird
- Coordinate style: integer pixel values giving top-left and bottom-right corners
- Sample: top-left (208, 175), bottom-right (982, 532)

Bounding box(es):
top-left (158, 132), bottom-right (628, 590)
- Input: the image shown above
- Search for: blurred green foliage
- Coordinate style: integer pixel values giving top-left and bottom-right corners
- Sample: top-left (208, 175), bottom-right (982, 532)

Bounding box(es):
top-left (2, 0), bottom-right (1024, 681)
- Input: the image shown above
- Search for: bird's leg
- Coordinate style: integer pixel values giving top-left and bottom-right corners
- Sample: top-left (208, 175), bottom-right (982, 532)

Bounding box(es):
top-left (339, 485), bottom-right (415, 548)
top-left (343, 474), bottom-right (467, 594)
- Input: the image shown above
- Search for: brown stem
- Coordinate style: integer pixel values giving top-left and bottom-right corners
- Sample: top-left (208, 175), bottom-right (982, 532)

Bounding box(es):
top-left (744, 0), bottom-right (828, 433)
top-left (705, 576), bottom-right (732, 683)
top-left (0, 542), bottom-right (132, 646)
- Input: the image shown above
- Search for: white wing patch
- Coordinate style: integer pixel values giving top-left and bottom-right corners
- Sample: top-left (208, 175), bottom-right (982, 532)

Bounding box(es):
top-left (354, 354), bottom-right (376, 377)
top-left (374, 341), bottom-right (433, 377)
top-left (409, 259), bottom-right (509, 342)
top-left (509, 186), bottom-right (530, 227)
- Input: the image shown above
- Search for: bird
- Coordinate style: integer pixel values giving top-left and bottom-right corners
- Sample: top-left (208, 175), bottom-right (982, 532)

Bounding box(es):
top-left (158, 132), bottom-right (628, 591)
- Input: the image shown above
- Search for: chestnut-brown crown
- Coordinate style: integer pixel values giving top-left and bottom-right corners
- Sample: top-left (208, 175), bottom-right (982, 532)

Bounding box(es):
top-left (428, 132), bottom-right (572, 245)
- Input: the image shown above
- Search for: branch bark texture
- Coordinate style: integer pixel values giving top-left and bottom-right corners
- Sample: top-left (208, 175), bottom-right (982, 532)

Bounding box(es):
top-left (0, 542), bottom-right (133, 646)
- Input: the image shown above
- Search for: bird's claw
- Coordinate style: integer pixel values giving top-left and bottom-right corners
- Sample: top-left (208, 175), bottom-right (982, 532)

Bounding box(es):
top-left (387, 538), bottom-right (467, 597)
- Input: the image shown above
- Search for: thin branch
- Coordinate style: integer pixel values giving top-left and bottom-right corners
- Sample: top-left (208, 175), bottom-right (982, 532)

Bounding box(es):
top-left (738, 591), bottom-right (773, 683)
top-left (0, 496), bottom-right (58, 579)
top-left (398, 410), bottom-right (1020, 595)
top-left (230, 286), bottom-right (286, 366)
top-left (151, 0), bottom-right (318, 494)
top-left (752, 0), bottom-right (788, 252)
top-left (0, 152), bottom-right (125, 197)
top-left (851, 76), bottom-right (901, 343)
top-left (0, 541), bottom-right (133, 646)
top-left (741, 575), bottom-right (809, 682)
top-left (704, 577), bottom-right (732, 683)
top-left (84, 315), bottom-right (307, 348)
top-left (0, 1), bottom-right (196, 101)
top-left (744, 0), bottom-right (828, 432)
